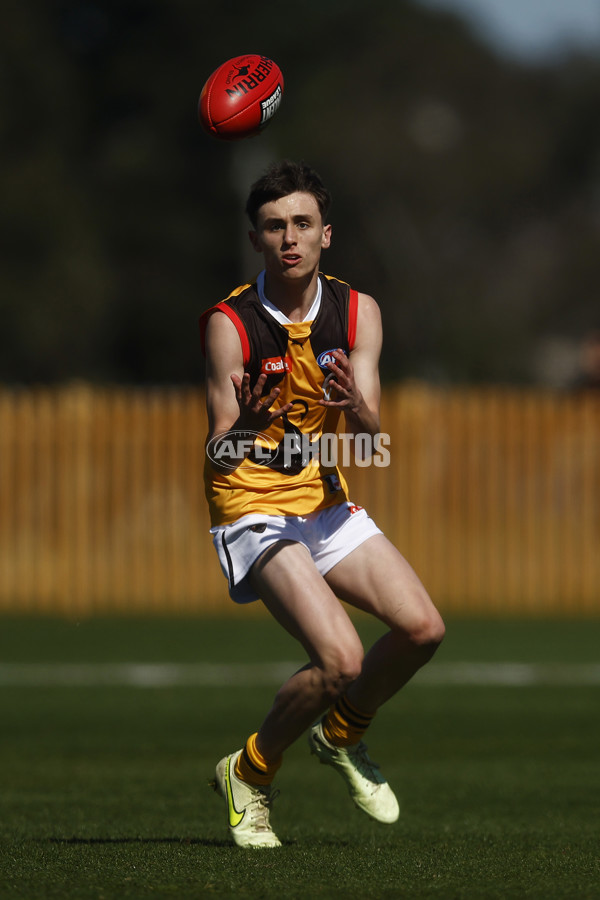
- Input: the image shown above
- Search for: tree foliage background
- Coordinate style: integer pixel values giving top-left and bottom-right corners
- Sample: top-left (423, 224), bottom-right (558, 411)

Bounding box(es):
top-left (2, 0), bottom-right (600, 385)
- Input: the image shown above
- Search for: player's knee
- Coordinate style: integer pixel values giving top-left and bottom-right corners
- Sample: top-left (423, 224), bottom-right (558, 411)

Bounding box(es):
top-left (320, 646), bottom-right (363, 700)
top-left (407, 606), bottom-right (445, 654)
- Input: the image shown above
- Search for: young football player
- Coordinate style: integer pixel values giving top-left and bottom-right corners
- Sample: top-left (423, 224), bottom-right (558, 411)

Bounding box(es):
top-left (201, 160), bottom-right (445, 847)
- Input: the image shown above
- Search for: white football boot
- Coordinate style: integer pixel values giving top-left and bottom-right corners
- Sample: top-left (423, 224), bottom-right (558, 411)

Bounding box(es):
top-left (211, 750), bottom-right (281, 849)
top-left (308, 720), bottom-right (400, 824)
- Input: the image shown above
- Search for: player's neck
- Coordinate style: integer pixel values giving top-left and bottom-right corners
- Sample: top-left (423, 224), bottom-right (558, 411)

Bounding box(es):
top-left (262, 270), bottom-right (320, 323)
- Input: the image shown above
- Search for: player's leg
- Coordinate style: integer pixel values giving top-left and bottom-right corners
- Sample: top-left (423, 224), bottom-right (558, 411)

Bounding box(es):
top-left (323, 533), bottom-right (444, 713)
top-left (212, 537), bottom-right (364, 848)
top-left (248, 539), bottom-right (365, 761)
top-left (305, 533), bottom-right (443, 824)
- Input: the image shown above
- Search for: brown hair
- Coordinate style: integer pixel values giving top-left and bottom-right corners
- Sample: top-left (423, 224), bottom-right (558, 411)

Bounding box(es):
top-left (245, 160), bottom-right (331, 227)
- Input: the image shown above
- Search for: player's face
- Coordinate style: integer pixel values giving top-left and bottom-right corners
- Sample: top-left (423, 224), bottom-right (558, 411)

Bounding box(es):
top-left (249, 192), bottom-right (331, 282)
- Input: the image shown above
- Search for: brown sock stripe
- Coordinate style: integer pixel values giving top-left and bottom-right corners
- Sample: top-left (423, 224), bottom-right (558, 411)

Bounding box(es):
top-left (338, 696), bottom-right (374, 728)
top-left (339, 694), bottom-right (374, 719)
top-left (242, 744), bottom-right (268, 777)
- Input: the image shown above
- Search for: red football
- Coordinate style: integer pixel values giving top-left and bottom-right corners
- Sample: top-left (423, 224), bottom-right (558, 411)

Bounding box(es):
top-left (198, 54), bottom-right (284, 141)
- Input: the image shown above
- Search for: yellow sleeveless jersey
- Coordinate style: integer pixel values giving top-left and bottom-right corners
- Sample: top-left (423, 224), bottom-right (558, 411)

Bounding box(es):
top-left (200, 273), bottom-right (359, 527)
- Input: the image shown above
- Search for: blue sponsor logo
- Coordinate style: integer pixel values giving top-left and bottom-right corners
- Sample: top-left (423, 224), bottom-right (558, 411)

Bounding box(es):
top-left (317, 348), bottom-right (345, 370)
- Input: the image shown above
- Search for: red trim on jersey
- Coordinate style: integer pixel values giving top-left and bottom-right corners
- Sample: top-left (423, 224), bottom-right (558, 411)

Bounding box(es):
top-left (199, 304), bottom-right (251, 367)
top-left (348, 289), bottom-right (359, 350)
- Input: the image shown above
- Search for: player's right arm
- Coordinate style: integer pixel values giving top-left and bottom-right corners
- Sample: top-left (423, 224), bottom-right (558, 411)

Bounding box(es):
top-left (204, 312), bottom-right (245, 440)
top-left (204, 311), bottom-right (292, 473)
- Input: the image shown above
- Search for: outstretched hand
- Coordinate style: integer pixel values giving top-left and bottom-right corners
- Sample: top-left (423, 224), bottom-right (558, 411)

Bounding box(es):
top-left (319, 350), bottom-right (364, 414)
top-left (231, 372), bottom-right (294, 429)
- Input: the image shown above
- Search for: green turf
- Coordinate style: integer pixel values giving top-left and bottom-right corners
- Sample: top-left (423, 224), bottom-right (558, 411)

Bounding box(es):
top-left (0, 616), bottom-right (599, 899)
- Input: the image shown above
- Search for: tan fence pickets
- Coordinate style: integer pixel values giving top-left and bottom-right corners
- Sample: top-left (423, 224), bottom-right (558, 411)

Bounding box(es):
top-left (347, 385), bottom-right (600, 616)
top-left (0, 385), bottom-right (219, 616)
top-left (0, 383), bottom-right (598, 617)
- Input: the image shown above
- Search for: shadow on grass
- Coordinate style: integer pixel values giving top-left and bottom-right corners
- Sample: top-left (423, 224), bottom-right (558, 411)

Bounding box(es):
top-left (45, 836), bottom-right (350, 847)
top-left (47, 837), bottom-right (230, 847)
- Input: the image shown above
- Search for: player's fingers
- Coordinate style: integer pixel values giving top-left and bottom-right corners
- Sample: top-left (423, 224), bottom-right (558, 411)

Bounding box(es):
top-left (240, 372), bottom-right (258, 404)
top-left (332, 350), bottom-right (352, 371)
top-left (318, 398), bottom-right (345, 408)
top-left (269, 401), bottom-right (294, 420)
top-left (250, 373), bottom-right (268, 405)
top-left (230, 374), bottom-right (243, 400)
top-left (262, 385), bottom-right (283, 409)
top-left (327, 377), bottom-right (350, 397)
top-left (327, 361), bottom-right (351, 386)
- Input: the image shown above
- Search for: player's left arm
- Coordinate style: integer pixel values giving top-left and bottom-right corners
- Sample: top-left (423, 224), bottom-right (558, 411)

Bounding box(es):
top-left (319, 292), bottom-right (382, 439)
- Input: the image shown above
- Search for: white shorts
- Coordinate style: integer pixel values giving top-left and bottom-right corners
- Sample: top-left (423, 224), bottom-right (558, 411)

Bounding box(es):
top-left (211, 501), bottom-right (383, 604)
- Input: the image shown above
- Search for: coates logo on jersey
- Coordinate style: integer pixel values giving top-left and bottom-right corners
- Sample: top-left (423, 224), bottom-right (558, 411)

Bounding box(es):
top-left (261, 356), bottom-right (292, 375)
top-left (316, 348), bottom-right (346, 371)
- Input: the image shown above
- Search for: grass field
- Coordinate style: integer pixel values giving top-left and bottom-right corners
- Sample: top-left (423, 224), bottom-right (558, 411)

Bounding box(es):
top-left (0, 615), bottom-right (599, 899)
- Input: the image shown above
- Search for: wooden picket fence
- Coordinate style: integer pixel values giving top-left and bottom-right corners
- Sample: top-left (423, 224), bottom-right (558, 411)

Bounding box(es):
top-left (0, 383), bottom-right (598, 617)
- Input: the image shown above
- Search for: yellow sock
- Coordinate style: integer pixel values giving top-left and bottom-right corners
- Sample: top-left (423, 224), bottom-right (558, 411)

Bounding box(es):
top-left (234, 732), bottom-right (282, 786)
top-left (322, 695), bottom-right (375, 747)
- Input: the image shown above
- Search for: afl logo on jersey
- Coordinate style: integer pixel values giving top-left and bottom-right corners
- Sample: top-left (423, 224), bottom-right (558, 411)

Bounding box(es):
top-left (316, 348), bottom-right (345, 371)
